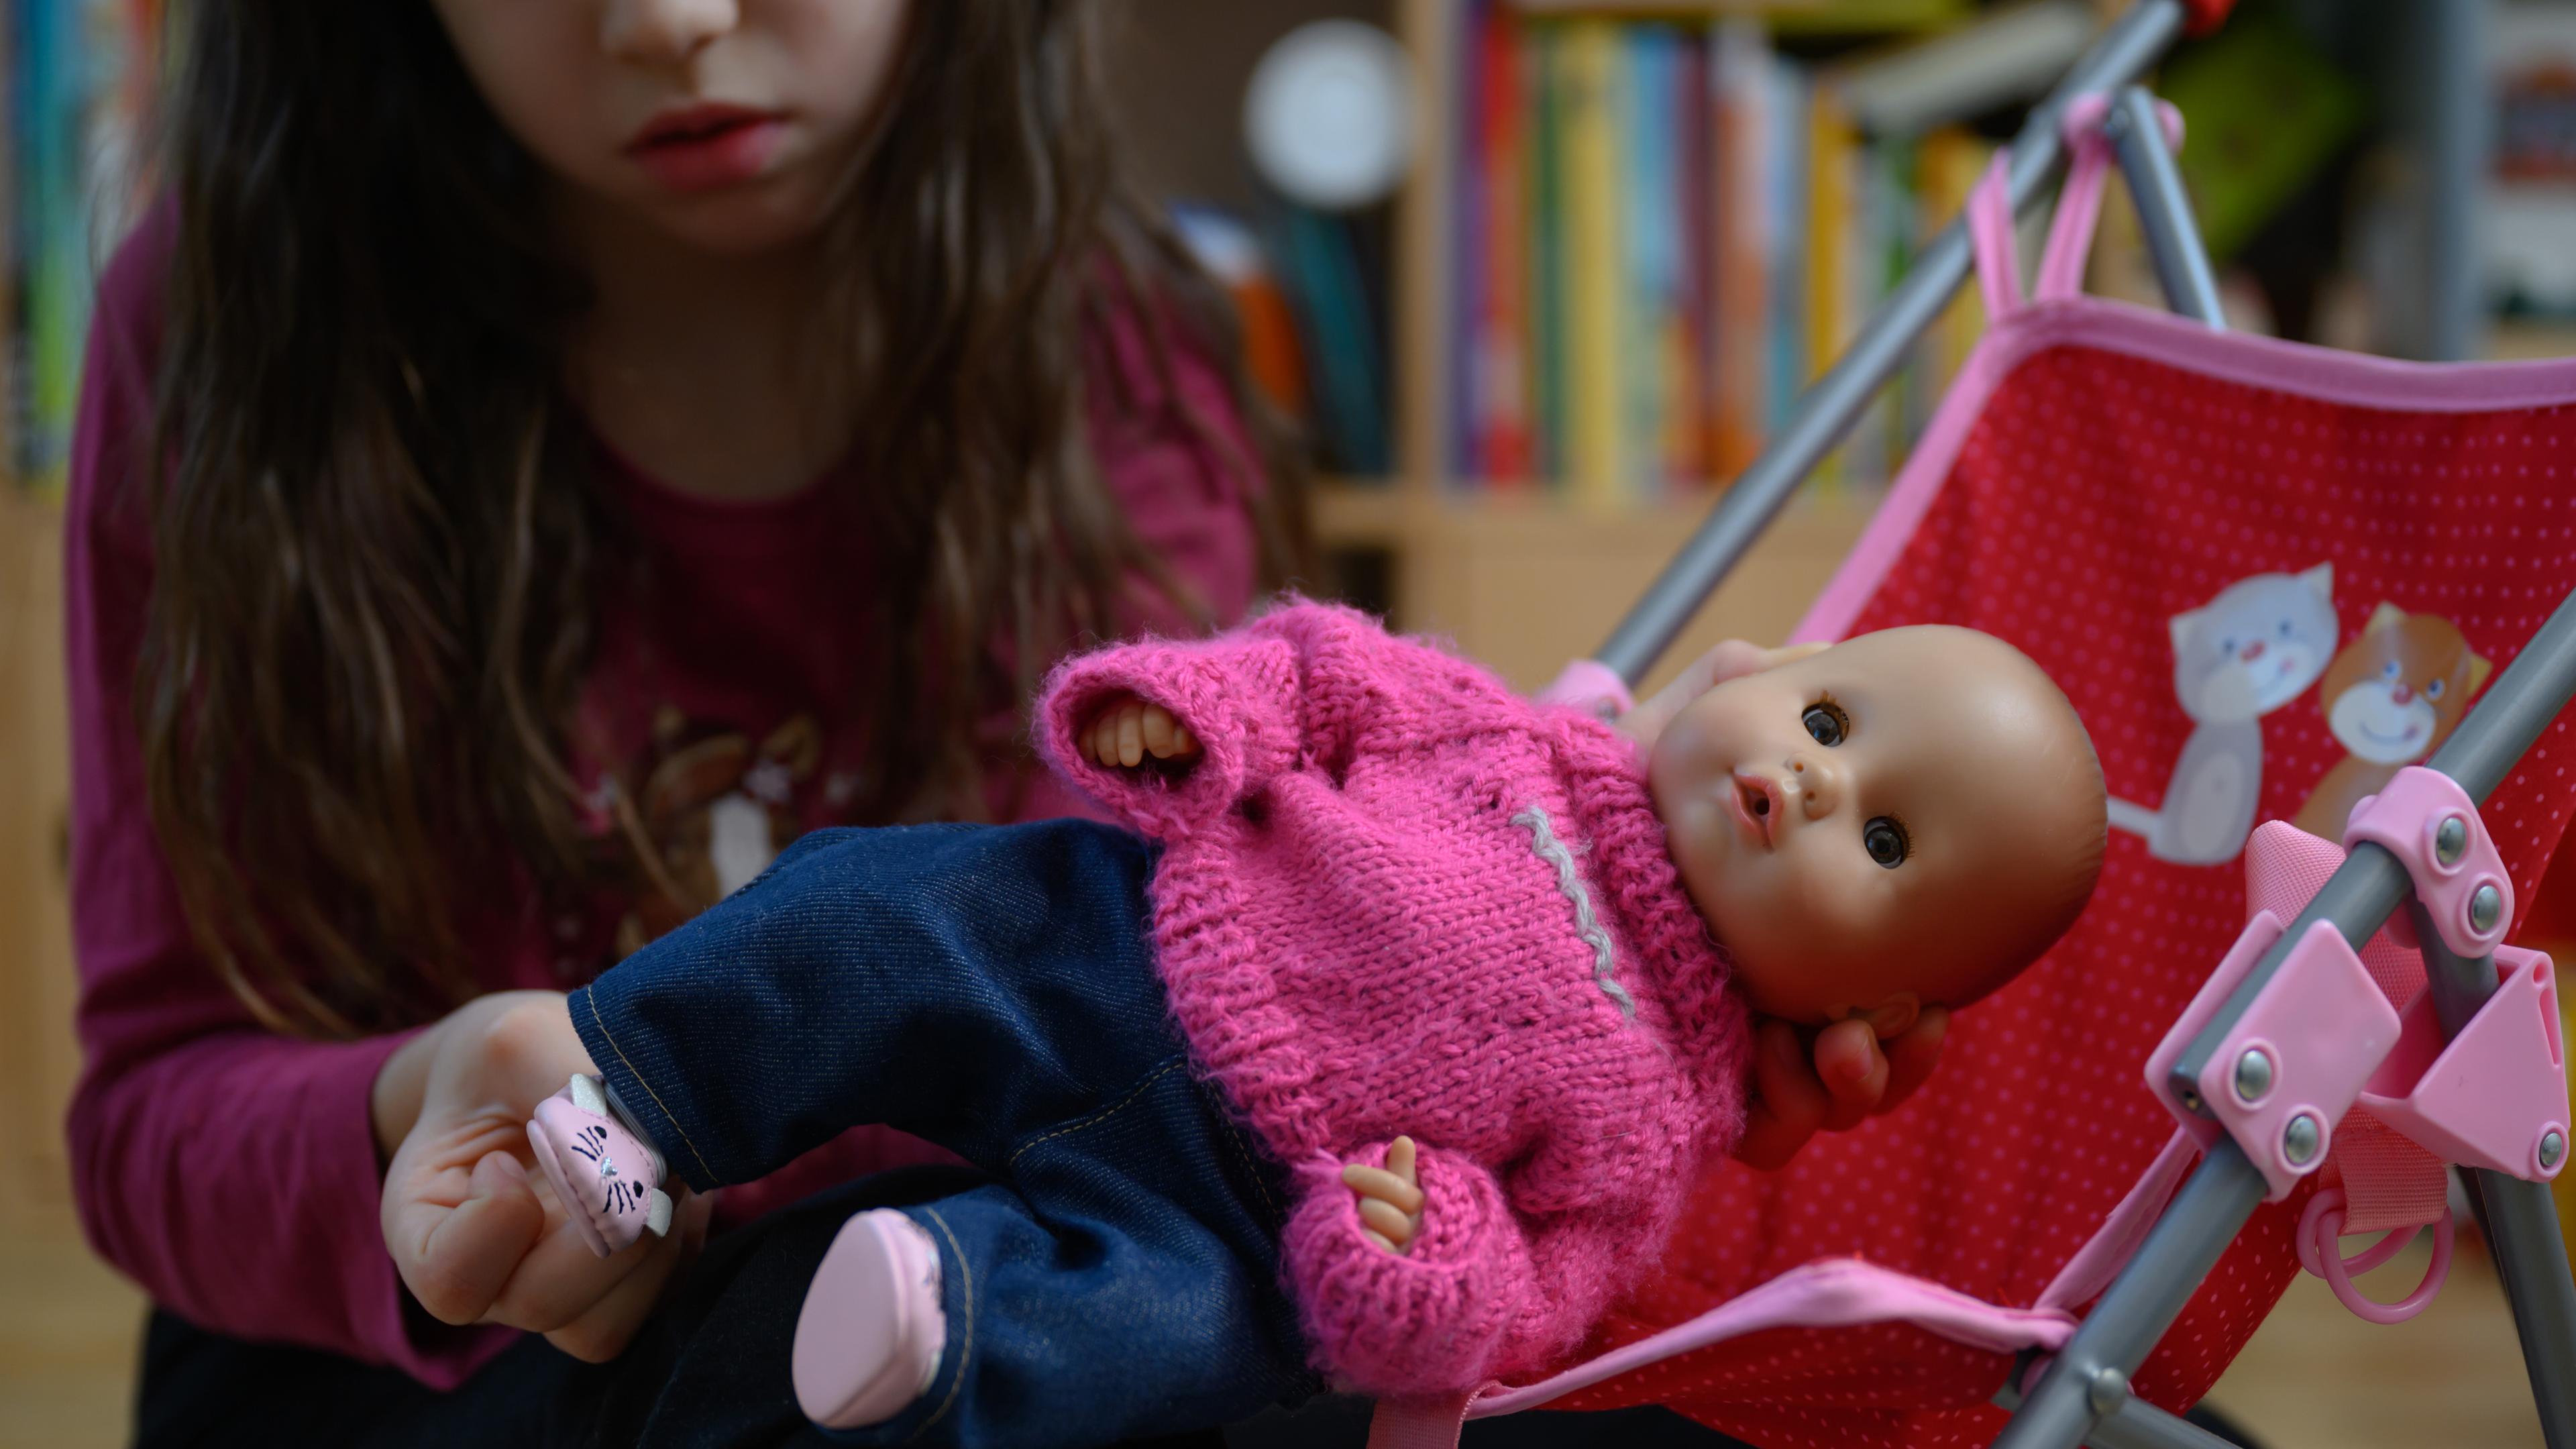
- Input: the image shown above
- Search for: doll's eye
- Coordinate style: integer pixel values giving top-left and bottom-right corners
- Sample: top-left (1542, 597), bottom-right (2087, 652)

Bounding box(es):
top-left (1802, 702), bottom-right (1848, 747)
top-left (1864, 817), bottom-right (1910, 869)
top-left (2426, 678), bottom-right (2445, 699)
top-left (2381, 659), bottom-right (2403, 680)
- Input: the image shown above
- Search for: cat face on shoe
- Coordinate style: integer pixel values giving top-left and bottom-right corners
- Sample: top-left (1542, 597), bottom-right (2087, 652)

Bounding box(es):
top-left (1649, 627), bottom-right (2106, 1032)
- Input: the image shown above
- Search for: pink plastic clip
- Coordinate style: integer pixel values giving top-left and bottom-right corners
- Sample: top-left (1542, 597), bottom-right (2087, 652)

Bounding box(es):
top-left (2146, 915), bottom-right (2402, 1200)
top-left (2296, 1186), bottom-right (2454, 1326)
top-left (2343, 767), bottom-right (2514, 959)
top-left (2356, 946), bottom-right (2569, 1181)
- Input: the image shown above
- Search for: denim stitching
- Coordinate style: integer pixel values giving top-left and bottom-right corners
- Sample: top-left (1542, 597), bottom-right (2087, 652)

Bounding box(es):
top-left (904, 1208), bottom-right (974, 1443)
top-left (1208, 1095), bottom-right (1283, 1226)
top-left (1004, 1056), bottom-right (1188, 1170)
top-left (582, 990), bottom-right (720, 1186)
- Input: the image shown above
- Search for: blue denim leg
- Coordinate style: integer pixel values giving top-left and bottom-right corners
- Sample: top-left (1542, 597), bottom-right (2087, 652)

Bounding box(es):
top-left (568, 818), bottom-right (1318, 1444)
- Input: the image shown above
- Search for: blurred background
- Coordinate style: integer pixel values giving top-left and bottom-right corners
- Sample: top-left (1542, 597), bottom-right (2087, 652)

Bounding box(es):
top-left (5, 1), bottom-right (2576, 1445)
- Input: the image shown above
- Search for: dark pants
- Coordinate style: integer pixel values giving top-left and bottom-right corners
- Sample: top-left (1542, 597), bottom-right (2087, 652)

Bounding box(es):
top-left (569, 820), bottom-right (1318, 1448)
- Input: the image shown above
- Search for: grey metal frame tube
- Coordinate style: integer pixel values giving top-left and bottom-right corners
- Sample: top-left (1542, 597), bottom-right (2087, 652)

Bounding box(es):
top-left (1591, 0), bottom-right (2190, 684)
top-left (2105, 86), bottom-right (2224, 327)
top-left (2000, 591), bottom-right (2576, 1449)
top-left (2409, 906), bottom-right (2576, 1449)
top-left (1994, 1366), bottom-right (2253, 1449)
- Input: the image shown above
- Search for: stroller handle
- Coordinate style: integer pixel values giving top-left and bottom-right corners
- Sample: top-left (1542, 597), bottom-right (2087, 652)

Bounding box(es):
top-left (1591, 0), bottom-right (2194, 686)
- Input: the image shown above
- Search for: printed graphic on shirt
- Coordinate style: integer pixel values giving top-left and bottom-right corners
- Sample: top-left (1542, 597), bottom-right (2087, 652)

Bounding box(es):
top-left (602, 708), bottom-right (827, 957)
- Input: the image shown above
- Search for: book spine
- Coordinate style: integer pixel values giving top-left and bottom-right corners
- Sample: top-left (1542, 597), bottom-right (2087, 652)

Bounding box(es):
top-left (1562, 18), bottom-right (1625, 504)
top-left (1525, 22), bottom-right (1565, 486)
top-left (1470, 0), bottom-right (1534, 484)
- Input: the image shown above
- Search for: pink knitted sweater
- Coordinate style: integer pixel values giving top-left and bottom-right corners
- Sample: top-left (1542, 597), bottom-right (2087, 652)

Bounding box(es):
top-left (1038, 602), bottom-right (1752, 1396)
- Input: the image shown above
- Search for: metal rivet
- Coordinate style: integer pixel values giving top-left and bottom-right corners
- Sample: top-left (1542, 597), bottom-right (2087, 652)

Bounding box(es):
top-left (2471, 883), bottom-right (2504, 934)
top-left (2086, 1364), bottom-right (2130, 1416)
top-left (2436, 814), bottom-right (2468, 867)
top-left (2544, 1132), bottom-right (2565, 1172)
top-left (2284, 1114), bottom-right (2323, 1166)
top-left (2233, 1049), bottom-right (2273, 1104)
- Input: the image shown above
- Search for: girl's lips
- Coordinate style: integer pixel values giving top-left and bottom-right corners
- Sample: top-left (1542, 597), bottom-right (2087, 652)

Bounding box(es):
top-left (1728, 770), bottom-right (1778, 849)
top-left (625, 104), bottom-right (789, 193)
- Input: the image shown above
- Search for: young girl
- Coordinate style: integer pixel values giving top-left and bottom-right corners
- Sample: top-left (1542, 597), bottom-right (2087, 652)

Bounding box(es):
top-left (66, 0), bottom-right (1936, 1436)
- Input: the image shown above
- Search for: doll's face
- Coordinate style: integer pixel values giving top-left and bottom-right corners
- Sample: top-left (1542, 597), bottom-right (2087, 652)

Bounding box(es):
top-left (1650, 627), bottom-right (2103, 1029)
top-left (431, 0), bottom-right (910, 255)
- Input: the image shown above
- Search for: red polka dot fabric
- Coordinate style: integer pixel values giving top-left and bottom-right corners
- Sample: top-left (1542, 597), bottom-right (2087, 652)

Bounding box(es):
top-left (1550, 337), bottom-right (2576, 1447)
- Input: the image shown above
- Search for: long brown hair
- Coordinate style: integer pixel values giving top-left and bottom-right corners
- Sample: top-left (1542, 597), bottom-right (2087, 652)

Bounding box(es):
top-left (139, 1), bottom-right (1306, 1036)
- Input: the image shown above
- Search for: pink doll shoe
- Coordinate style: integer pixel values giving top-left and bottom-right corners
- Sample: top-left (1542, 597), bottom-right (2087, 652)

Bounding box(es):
top-left (525, 1074), bottom-right (674, 1258)
top-left (792, 1208), bottom-right (947, 1430)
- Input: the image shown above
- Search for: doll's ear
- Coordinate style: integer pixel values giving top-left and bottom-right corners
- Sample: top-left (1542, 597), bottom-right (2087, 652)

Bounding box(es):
top-left (1852, 994), bottom-right (1921, 1041)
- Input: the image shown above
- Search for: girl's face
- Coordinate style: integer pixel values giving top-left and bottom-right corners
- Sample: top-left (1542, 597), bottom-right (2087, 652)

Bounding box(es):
top-left (430, 0), bottom-right (910, 255)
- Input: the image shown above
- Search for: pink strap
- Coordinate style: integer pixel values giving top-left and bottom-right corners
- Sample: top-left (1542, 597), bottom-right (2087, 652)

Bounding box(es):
top-left (1460, 1258), bottom-right (2078, 1421)
top-left (2035, 93), bottom-right (2186, 304)
top-left (2035, 1127), bottom-right (2202, 1314)
top-left (1366, 1391), bottom-right (1474, 1449)
top-left (1968, 152), bottom-right (2024, 321)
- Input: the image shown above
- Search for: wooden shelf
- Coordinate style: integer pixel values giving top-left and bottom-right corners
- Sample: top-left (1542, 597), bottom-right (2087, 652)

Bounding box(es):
top-left (1505, 0), bottom-right (1972, 34)
top-left (1309, 480), bottom-right (1876, 692)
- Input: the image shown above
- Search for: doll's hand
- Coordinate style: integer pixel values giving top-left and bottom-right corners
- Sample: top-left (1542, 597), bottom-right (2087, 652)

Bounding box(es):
top-left (1083, 694), bottom-right (1201, 769)
top-left (377, 991), bottom-right (712, 1362)
top-left (1341, 1135), bottom-right (1426, 1254)
top-left (1615, 639), bottom-right (1831, 750)
top-left (1733, 1009), bottom-right (1950, 1171)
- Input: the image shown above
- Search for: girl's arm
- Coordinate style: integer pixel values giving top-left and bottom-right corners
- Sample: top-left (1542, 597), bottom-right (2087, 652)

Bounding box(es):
top-left (60, 223), bottom-right (513, 1387)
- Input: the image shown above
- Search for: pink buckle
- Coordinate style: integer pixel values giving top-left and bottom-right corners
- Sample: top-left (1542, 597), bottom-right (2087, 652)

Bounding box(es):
top-left (1534, 659), bottom-right (1635, 719)
top-left (2343, 768), bottom-right (2513, 958)
top-left (2146, 914), bottom-right (2403, 1199)
top-left (2296, 1186), bottom-right (2454, 1326)
top-left (2356, 946), bottom-right (2569, 1181)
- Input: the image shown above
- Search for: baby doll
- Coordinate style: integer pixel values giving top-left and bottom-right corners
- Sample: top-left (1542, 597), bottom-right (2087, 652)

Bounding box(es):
top-left (523, 601), bottom-right (2106, 1448)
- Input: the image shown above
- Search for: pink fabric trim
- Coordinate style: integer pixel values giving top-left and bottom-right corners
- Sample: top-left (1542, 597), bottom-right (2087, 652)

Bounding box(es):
top-left (2035, 95), bottom-right (2116, 303)
top-left (1970, 152), bottom-right (2024, 323)
top-left (2035, 1128), bottom-right (2203, 1314)
top-left (1791, 298), bottom-right (2576, 645)
top-left (1458, 1258), bottom-right (2080, 1420)
top-left (1366, 1393), bottom-right (1475, 1449)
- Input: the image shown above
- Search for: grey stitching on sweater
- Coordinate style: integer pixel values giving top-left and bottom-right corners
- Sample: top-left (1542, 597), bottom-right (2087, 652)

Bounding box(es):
top-left (1511, 805), bottom-right (1637, 1019)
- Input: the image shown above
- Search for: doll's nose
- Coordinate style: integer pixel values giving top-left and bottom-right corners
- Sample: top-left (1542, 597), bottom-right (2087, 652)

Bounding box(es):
top-left (1786, 755), bottom-right (1841, 819)
top-left (2392, 684), bottom-right (2415, 705)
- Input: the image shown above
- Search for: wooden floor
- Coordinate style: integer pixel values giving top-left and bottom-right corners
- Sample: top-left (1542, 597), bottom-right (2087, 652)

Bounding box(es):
top-left (0, 1194), bottom-right (2551, 1449)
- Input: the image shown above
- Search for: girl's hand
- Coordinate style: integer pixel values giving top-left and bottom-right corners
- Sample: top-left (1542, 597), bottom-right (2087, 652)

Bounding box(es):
top-left (376, 991), bottom-right (711, 1362)
top-left (1341, 1136), bottom-right (1426, 1254)
top-left (1082, 694), bottom-right (1200, 769)
top-left (1615, 639), bottom-right (1831, 751)
top-left (1733, 1008), bottom-right (1949, 1171)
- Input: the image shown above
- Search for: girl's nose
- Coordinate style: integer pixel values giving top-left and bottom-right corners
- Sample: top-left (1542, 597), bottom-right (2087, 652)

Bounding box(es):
top-left (604, 0), bottom-right (740, 65)
top-left (1787, 754), bottom-right (1842, 820)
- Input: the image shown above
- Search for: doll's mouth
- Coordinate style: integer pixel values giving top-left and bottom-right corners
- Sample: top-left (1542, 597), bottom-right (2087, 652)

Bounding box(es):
top-left (1729, 771), bottom-right (1779, 848)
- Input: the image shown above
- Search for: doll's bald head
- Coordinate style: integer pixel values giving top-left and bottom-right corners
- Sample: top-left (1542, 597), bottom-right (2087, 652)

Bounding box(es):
top-left (1650, 626), bottom-right (2107, 1034)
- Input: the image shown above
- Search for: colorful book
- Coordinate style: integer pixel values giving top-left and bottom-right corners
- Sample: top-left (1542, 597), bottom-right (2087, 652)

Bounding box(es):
top-left (1466, 0), bottom-right (1534, 482)
top-left (1523, 23), bottom-right (1566, 483)
top-left (1559, 18), bottom-right (1625, 504)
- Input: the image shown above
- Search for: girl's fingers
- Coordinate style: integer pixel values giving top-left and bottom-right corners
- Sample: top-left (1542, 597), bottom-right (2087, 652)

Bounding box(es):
top-left (1339, 1165), bottom-right (1426, 1215)
top-left (1815, 1018), bottom-right (1890, 1133)
top-left (542, 1190), bottom-right (710, 1363)
top-left (483, 1210), bottom-right (667, 1334)
top-left (1733, 1019), bottom-right (1828, 1171)
top-left (388, 1148), bottom-right (547, 1326)
top-left (1876, 1005), bottom-right (1949, 1116)
top-left (1356, 1195), bottom-right (1415, 1245)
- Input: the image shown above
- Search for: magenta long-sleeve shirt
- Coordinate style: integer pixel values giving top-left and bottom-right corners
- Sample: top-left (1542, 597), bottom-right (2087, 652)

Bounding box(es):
top-left (62, 207), bottom-right (1265, 1386)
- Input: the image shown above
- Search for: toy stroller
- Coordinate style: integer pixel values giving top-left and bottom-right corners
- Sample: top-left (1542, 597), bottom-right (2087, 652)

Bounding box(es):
top-left (1362, 1), bottom-right (2576, 1446)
